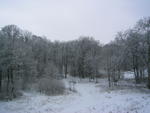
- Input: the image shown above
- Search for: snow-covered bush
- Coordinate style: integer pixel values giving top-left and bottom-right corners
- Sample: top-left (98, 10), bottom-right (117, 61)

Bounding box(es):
top-left (38, 77), bottom-right (65, 95)
top-left (0, 79), bottom-right (22, 100)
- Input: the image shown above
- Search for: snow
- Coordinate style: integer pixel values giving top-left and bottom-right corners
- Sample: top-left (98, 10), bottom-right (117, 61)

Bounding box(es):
top-left (123, 71), bottom-right (148, 79)
top-left (123, 71), bottom-right (135, 79)
top-left (0, 78), bottom-right (150, 113)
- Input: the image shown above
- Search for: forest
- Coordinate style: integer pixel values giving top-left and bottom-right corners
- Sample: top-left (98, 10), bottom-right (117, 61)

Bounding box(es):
top-left (0, 17), bottom-right (150, 99)
top-left (0, 17), bottom-right (150, 113)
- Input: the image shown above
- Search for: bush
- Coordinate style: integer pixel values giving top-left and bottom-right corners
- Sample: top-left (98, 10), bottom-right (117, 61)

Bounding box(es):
top-left (0, 79), bottom-right (23, 100)
top-left (38, 77), bottom-right (65, 95)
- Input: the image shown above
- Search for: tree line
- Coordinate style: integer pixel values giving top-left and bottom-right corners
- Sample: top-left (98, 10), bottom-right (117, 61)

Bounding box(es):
top-left (0, 17), bottom-right (150, 99)
top-left (103, 17), bottom-right (150, 87)
top-left (0, 25), bottom-right (102, 99)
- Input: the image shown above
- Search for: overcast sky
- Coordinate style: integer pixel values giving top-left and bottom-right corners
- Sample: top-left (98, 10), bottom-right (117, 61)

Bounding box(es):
top-left (0, 0), bottom-right (150, 43)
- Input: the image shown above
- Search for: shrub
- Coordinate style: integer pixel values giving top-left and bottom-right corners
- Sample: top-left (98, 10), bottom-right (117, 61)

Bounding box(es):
top-left (0, 79), bottom-right (22, 100)
top-left (38, 77), bottom-right (65, 95)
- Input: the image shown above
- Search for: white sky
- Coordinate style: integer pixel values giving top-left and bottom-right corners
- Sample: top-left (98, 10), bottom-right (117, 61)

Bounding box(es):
top-left (0, 0), bottom-right (150, 43)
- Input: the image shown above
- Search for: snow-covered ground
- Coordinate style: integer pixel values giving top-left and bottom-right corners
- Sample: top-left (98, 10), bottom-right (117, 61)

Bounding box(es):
top-left (123, 71), bottom-right (135, 79)
top-left (0, 78), bottom-right (150, 113)
top-left (123, 71), bottom-right (148, 79)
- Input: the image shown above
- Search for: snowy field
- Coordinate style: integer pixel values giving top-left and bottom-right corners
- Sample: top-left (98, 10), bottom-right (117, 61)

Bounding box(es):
top-left (0, 78), bottom-right (150, 113)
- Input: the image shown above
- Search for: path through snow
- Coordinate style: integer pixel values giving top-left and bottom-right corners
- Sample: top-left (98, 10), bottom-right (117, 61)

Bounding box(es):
top-left (0, 79), bottom-right (150, 113)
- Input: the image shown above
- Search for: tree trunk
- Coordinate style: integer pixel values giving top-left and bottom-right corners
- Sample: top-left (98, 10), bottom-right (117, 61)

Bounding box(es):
top-left (140, 69), bottom-right (144, 81)
top-left (136, 67), bottom-right (140, 83)
top-left (107, 56), bottom-right (111, 87)
top-left (147, 44), bottom-right (150, 88)
top-left (108, 71), bottom-right (111, 87)
top-left (0, 69), bottom-right (2, 92)
top-left (95, 69), bottom-right (98, 83)
top-left (64, 63), bottom-right (67, 78)
top-left (10, 68), bottom-right (14, 98)
top-left (133, 55), bottom-right (140, 84)
top-left (6, 68), bottom-right (10, 95)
